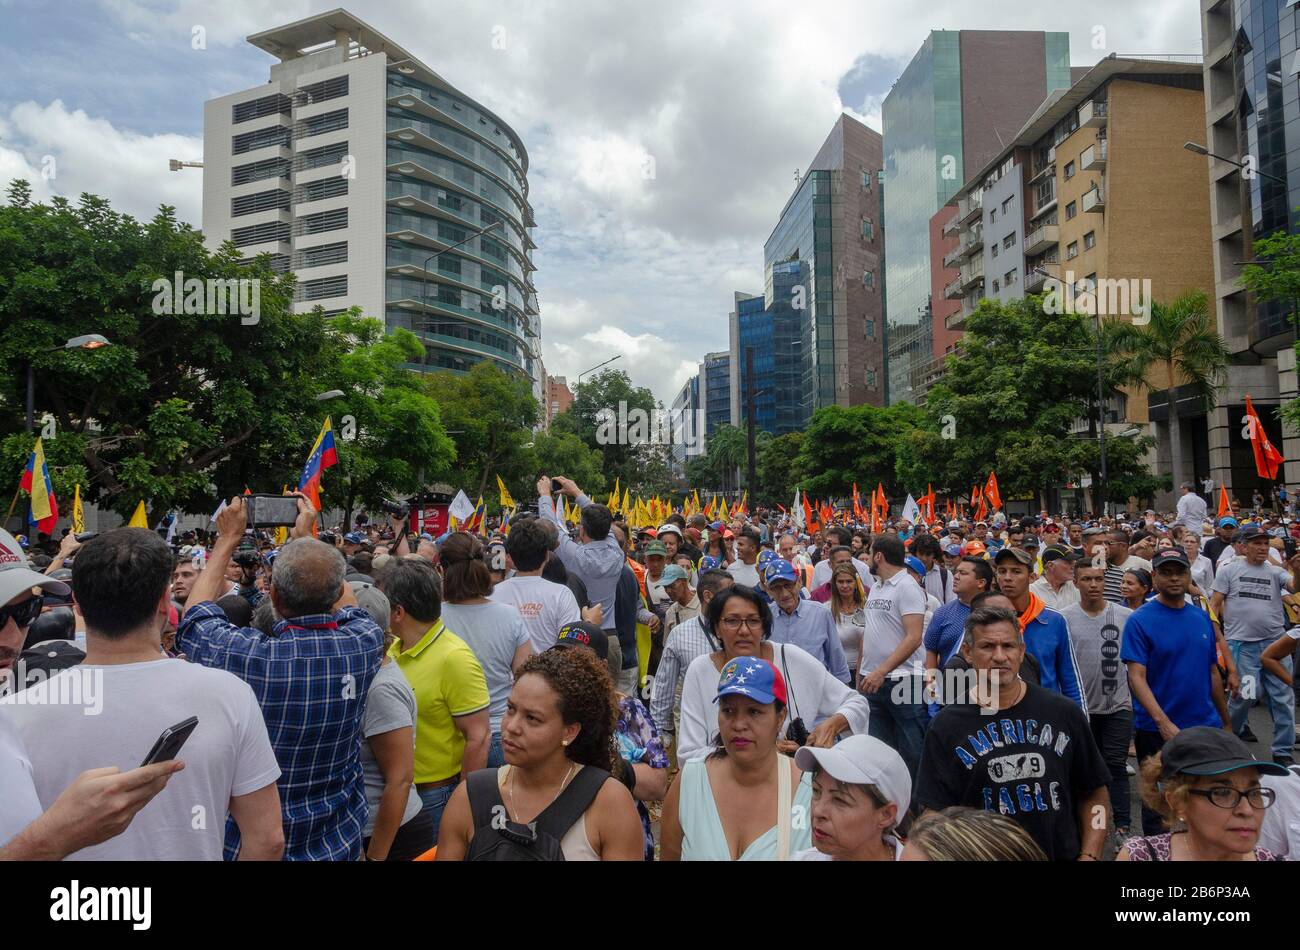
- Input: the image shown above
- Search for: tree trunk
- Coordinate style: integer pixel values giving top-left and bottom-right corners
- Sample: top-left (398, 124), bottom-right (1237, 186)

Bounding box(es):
top-left (343, 477), bottom-right (356, 532)
top-left (1166, 360), bottom-right (1183, 496)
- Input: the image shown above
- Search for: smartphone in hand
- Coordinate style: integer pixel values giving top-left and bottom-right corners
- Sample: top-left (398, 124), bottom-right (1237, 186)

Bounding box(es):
top-left (140, 716), bottom-right (199, 768)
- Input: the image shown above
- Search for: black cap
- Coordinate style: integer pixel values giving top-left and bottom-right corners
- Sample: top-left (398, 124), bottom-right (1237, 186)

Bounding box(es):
top-left (1151, 548), bottom-right (1191, 572)
top-left (552, 621), bottom-right (609, 660)
top-left (1041, 544), bottom-right (1079, 565)
top-left (1239, 524), bottom-right (1268, 542)
top-left (1022, 534), bottom-right (1041, 550)
top-left (1160, 726), bottom-right (1289, 779)
top-left (993, 546), bottom-right (1035, 567)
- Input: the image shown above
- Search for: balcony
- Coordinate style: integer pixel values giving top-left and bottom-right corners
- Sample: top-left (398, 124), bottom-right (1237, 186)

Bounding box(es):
top-left (1024, 267), bottom-right (1052, 293)
top-left (960, 257), bottom-right (984, 289)
top-left (1081, 139), bottom-right (1107, 171)
top-left (942, 214), bottom-right (960, 237)
top-left (959, 226), bottom-right (984, 259)
top-left (958, 191), bottom-right (983, 225)
top-left (944, 276), bottom-right (965, 300)
top-left (1082, 185), bottom-right (1106, 213)
top-left (1079, 100), bottom-right (1108, 128)
top-left (943, 246), bottom-right (963, 268)
top-left (1023, 224), bottom-right (1059, 256)
top-left (1029, 146), bottom-right (1056, 184)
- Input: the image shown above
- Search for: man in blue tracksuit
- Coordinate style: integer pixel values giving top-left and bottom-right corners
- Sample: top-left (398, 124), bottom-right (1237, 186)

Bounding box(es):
top-left (993, 547), bottom-right (1087, 712)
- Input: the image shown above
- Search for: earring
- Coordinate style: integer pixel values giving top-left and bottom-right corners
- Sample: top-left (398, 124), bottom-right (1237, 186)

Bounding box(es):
top-left (562, 739), bottom-right (570, 746)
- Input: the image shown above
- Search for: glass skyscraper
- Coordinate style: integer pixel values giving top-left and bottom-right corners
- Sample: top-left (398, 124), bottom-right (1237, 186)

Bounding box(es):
top-left (882, 30), bottom-right (1071, 404)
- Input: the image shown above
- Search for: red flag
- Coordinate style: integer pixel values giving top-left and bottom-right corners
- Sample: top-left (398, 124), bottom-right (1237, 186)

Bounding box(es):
top-left (921, 484), bottom-right (937, 523)
top-left (1217, 484), bottom-right (1232, 519)
top-left (802, 493), bottom-right (817, 533)
top-left (984, 471), bottom-right (1002, 511)
top-left (1245, 395), bottom-right (1285, 480)
top-left (852, 482), bottom-right (863, 521)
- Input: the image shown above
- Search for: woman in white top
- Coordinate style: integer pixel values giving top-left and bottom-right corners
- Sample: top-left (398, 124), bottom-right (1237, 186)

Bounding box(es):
top-left (829, 563), bottom-right (866, 686)
top-left (676, 586), bottom-right (869, 763)
top-left (436, 648), bottom-right (643, 861)
top-left (792, 734), bottom-right (910, 861)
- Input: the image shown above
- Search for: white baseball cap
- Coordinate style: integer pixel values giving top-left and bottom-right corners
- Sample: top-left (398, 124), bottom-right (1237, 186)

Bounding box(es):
top-left (0, 528), bottom-right (70, 606)
top-left (795, 734), bottom-right (911, 813)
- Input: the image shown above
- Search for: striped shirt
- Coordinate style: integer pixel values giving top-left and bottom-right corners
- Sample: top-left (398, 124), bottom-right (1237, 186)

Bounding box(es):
top-left (649, 614), bottom-right (719, 736)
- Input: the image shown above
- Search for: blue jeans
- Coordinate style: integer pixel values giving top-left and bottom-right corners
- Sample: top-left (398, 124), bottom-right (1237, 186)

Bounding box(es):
top-left (487, 732), bottom-right (506, 768)
top-left (866, 676), bottom-right (929, 784)
top-left (418, 781), bottom-right (459, 846)
top-left (1229, 637), bottom-right (1295, 758)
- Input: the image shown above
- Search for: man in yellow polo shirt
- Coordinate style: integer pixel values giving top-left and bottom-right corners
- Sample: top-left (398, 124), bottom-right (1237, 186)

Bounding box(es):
top-left (379, 558), bottom-right (490, 844)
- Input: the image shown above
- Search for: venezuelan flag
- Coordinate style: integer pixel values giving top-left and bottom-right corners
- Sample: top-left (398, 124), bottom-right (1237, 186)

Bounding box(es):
top-left (298, 417), bottom-right (339, 491)
top-left (20, 438), bottom-right (58, 534)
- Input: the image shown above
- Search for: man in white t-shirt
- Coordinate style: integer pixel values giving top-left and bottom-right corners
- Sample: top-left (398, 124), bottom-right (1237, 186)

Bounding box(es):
top-left (726, 527), bottom-right (763, 588)
top-left (859, 535), bottom-right (928, 780)
top-left (1176, 483), bottom-right (1208, 537)
top-left (490, 517), bottom-right (580, 652)
top-left (3, 528), bottom-right (283, 861)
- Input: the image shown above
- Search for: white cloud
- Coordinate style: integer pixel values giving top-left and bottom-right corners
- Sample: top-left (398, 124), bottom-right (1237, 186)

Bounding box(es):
top-left (61, 0), bottom-right (1205, 404)
top-left (0, 100), bottom-right (202, 223)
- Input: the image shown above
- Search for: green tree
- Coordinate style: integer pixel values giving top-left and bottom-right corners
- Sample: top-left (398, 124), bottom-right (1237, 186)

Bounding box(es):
top-left (0, 180), bottom-right (355, 523)
top-left (797, 403), bottom-right (926, 500)
top-left (552, 368), bottom-right (658, 490)
top-left (1106, 291), bottom-right (1228, 493)
top-left (529, 430), bottom-right (606, 499)
top-left (757, 432), bottom-right (803, 504)
top-left (309, 311), bottom-right (455, 527)
top-left (424, 361), bottom-right (539, 501)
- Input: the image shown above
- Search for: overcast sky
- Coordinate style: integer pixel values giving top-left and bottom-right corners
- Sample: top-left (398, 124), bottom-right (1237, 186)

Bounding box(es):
top-left (0, 0), bottom-right (1201, 403)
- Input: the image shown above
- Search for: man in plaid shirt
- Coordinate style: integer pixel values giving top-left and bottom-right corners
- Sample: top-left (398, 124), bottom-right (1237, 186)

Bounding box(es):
top-left (178, 494), bottom-right (383, 861)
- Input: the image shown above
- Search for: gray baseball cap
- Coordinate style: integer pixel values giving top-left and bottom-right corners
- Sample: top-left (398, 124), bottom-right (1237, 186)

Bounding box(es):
top-left (349, 580), bottom-right (391, 631)
top-left (0, 529), bottom-right (70, 607)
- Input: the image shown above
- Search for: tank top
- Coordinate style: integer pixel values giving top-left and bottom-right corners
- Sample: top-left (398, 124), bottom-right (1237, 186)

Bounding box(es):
top-left (496, 765), bottom-right (600, 861)
top-left (678, 756), bottom-right (813, 861)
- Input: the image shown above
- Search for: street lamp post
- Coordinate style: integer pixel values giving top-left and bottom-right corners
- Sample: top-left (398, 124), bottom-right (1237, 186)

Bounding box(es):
top-left (1032, 267), bottom-right (1109, 516)
top-left (26, 334), bottom-right (112, 433)
top-left (1184, 142), bottom-right (1288, 185)
top-left (418, 220), bottom-right (504, 338)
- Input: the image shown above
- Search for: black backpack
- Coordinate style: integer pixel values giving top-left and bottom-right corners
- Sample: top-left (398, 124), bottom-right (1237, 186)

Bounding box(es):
top-left (464, 765), bottom-right (610, 861)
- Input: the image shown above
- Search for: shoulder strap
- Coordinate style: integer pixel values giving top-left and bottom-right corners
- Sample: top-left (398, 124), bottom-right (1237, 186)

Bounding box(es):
top-left (533, 765), bottom-right (610, 840)
top-left (939, 564), bottom-right (948, 597)
top-left (776, 754), bottom-right (793, 861)
top-left (466, 767), bottom-right (504, 831)
top-left (777, 644), bottom-right (801, 722)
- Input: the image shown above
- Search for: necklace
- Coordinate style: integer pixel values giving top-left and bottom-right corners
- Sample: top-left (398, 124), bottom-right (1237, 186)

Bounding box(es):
top-left (507, 761), bottom-right (577, 824)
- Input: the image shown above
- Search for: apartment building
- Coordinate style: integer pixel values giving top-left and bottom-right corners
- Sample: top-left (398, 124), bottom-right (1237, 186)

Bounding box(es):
top-left (201, 9), bottom-right (542, 396)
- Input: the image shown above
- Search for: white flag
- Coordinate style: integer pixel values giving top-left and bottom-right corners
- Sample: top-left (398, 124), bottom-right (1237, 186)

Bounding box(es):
top-left (449, 490), bottom-right (475, 522)
top-left (210, 499), bottom-right (227, 523)
top-left (792, 489), bottom-right (803, 530)
top-left (901, 494), bottom-right (920, 524)
top-left (165, 512), bottom-right (179, 542)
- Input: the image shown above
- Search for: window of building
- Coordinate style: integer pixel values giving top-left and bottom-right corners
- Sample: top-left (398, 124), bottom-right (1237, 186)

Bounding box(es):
top-left (1003, 233), bottom-right (1016, 249)
top-left (232, 125), bottom-right (291, 155)
top-left (865, 318), bottom-right (875, 338)
top-left (296, 208), bottom-right (349, 235)
top-left (866, 368), bottom-right (877, 389)
top-left (991, 243), bottom-right (999, 258)
top-left (295, 176), bottom-right (349, 204)
top-left (1083, 230), bottom-right (1096, 250)
top-left (233, 94), bottom-right (291, 125)
top-left (231, 220), bottom-right (290, 247)
top-left (990, 208), bottom-right (998, 223)
top-left (1002, 196), bottom-right (1013, 213)
top-left (992, 279), bottom-right (1000, 293)
top-left (297, 141), bottom-right (349, 171)
top-left (232, 157), bottom-right (291, 186)
top-left (1064, 160), bottom-right (1076, 180)
top-left (1066, 201), bottom-right (1078, 220)
top-left (861, 218), bottom-right (874, 240)
top-left (298, 108), bottom-right (349, 139)
top-left (295, 241), bottom-right (348, 268)
top-left (861, 170), bottom-right (872, 190)
top-left (1005, 269), bottom-right (1017, 285)
top-left (1066, 241), bottom-right (1079, 259)
top-left (863, 270), bottom-right (874, 290)
top-left (296, 75), bottom-right (349, 107)
top-left (231, 188), bottom-right (290, 217)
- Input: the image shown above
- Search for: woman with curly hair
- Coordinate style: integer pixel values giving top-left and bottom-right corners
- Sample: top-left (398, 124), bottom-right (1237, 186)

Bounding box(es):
top-left (435, 646), bottom-right (643, 860)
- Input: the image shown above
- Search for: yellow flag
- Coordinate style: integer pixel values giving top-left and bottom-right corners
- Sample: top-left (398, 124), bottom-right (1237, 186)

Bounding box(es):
top-left (128, 500), bottom-right (148, 528)
top-left (607, 477), bottom-right (620, 512)
top-left (496, 474), bottom-right (515, 509)
top-left (71, 485), bottom-right (85, 534)
top-left (621, 487), bottom-right (630, 516)
top-left (718, 497), bottom-right (730, 521)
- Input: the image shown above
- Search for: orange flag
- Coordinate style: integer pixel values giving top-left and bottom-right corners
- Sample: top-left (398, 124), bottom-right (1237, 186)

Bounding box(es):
top-left (1245, 395), bottom-right (1284, 480)
top-left (984, 471), bottom-right (1002, 511)
top-left (1218, 484), bottom-right (1232, 519)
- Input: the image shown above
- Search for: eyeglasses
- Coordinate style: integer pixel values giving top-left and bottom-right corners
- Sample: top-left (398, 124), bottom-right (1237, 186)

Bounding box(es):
top-left (1187, 786), bottom-right (1276, 810)
top-left (0, 595), bottom-right (44, 630)
top-left (718, 616), bottom-right (763, 632)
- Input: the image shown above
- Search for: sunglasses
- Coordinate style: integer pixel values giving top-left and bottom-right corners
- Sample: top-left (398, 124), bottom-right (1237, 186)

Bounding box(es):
top-left (0, 595), bottom-right (45, 630)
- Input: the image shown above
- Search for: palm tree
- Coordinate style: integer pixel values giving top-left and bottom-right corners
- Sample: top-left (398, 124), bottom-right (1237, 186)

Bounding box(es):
top-left (1106, 291), bottom-right (1229, 492)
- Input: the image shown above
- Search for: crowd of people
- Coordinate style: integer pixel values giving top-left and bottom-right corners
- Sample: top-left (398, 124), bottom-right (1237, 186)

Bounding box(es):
top-left (1, 475), bottom-right (1297, 863)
